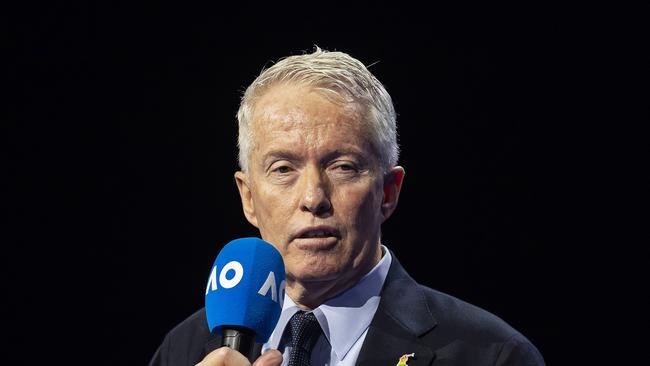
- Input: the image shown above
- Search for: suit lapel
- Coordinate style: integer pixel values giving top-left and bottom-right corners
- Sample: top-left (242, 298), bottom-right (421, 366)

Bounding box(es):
top-left (356, 252), bottom-right (438, 366)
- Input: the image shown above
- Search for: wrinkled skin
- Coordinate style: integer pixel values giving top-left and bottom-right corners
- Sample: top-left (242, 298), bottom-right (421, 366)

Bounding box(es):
top-left (235, 83), bottom-right (404, 309)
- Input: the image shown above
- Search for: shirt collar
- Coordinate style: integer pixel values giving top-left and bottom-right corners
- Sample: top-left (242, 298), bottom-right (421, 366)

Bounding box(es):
top-left (263, 245), bottom-right (392, 361)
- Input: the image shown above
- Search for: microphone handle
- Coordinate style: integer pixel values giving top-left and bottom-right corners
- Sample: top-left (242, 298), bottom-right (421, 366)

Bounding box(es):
top-left (221, 326), bottom-right (257, 362)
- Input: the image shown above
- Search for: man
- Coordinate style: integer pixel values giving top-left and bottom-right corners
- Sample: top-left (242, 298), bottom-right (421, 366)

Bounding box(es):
top-left (149, 48), bottom-right (545, 366)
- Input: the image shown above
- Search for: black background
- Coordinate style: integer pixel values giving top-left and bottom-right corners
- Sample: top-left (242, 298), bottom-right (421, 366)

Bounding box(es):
top-left (7, 2), bottom-right (588, 365)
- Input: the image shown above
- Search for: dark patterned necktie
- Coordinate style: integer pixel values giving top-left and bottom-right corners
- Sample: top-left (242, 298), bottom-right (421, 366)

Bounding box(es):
top-left (287, 311), bottom-right (322, 366)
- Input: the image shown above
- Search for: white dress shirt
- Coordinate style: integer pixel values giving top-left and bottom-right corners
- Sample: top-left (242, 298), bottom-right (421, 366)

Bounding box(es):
top-left (262, 245), bottom-right (392, 366)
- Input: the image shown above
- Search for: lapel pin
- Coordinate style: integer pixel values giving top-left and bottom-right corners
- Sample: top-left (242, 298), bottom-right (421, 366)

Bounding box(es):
top-left (396, 353), bottom-right (415, 366)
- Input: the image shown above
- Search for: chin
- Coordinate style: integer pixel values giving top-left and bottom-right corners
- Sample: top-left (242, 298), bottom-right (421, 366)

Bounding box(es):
top-left (291, 264), bottom-right (341, 283)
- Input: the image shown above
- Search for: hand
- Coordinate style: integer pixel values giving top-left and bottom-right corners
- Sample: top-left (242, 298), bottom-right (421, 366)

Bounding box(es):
top-left (195, 347), bottom-right (283, 366)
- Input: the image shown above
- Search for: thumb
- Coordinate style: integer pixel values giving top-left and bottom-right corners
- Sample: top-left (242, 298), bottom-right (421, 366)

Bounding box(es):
top-left (252, 349), bottom-right (283, 366)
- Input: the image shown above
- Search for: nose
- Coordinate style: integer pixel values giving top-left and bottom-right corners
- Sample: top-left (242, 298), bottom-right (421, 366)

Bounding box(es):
top-left (299, 167), bottom-right (332, 216)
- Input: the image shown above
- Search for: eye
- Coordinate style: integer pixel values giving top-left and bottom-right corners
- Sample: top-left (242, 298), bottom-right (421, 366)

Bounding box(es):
top-left (337, 164), bottom-right (355, 171)
top-left (331, 162), bottom-right (359, 173)
top-left (271, 165), bottom-right (292, 174)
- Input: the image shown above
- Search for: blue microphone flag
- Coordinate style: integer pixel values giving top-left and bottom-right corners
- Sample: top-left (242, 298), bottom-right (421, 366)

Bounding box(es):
top-left (205, 237), bottom-right (286, 343)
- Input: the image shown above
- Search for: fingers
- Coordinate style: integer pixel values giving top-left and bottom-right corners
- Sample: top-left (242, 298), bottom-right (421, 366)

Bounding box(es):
top-left (252, 349), bottom-right (283, 366)
top-left (195, 347), bottom-right (250, 366)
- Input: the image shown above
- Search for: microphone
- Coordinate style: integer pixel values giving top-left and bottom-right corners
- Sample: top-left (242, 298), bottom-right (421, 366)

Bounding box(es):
top-left (205, 237), bottom-right (286, 361)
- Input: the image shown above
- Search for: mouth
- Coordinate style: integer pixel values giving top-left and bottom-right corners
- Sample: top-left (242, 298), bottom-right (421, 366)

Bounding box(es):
top-left (292, 226), bottom-right (340, 250)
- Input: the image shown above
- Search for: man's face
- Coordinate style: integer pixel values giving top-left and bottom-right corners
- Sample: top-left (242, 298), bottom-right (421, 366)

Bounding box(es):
top-left (235, 84), bottom-right (403, 300)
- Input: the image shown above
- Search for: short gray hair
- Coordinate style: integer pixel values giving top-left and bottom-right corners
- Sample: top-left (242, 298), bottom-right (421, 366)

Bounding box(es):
top-left (236, 47), bottom-right (399, 173)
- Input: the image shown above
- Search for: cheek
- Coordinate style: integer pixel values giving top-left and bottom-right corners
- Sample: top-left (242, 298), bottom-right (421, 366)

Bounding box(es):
top-left (252, 187), bottom-right (294, 233)
top-left (337, 185), bottom-right (383, 232)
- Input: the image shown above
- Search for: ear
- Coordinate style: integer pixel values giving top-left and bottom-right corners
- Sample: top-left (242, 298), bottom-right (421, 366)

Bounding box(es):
top-left (234, 171), bottom-right (259, 228)
top-left (380, 166), bottom-right (405, 222)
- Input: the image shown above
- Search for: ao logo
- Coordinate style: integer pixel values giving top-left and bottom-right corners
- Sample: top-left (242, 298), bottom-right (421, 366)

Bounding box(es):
top-left (205, 260), bottom-right (285, 303)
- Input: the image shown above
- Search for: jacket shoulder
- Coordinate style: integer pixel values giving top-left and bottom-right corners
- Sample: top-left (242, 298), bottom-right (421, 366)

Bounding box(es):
top-left (420, 285), bottom-right (518, 341)
top-left (418, 285), bottom-right (545, 364)
top-left (149, 308), bottom-right (213, 366)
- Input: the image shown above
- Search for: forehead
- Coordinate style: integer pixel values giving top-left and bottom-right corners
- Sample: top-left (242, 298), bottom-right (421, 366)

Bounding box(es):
top-left (250, 84), bottom-right (371, 149)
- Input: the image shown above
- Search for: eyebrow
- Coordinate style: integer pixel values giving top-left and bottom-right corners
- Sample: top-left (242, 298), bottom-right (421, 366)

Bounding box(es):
top-left (320, 148), bottom-right (367, 164)
top-left (261, 150), bottom-right (303, 166)
top-left (261, 148), bottom-right (367, 167)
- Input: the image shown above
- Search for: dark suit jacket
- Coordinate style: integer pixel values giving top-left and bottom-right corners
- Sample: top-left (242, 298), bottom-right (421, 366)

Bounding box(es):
top-left (149, 253), bottom-right (545, 365)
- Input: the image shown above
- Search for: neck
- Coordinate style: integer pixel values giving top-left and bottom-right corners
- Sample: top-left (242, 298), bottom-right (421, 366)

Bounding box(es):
top-left (285, 244), bottom-right (383, 309)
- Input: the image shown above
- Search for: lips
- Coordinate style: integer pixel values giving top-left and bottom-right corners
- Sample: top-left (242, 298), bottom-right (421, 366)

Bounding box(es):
top-left (291, 226), bottom-right (341, 250)
top-left (294, 225), bottom-right (340, 239)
